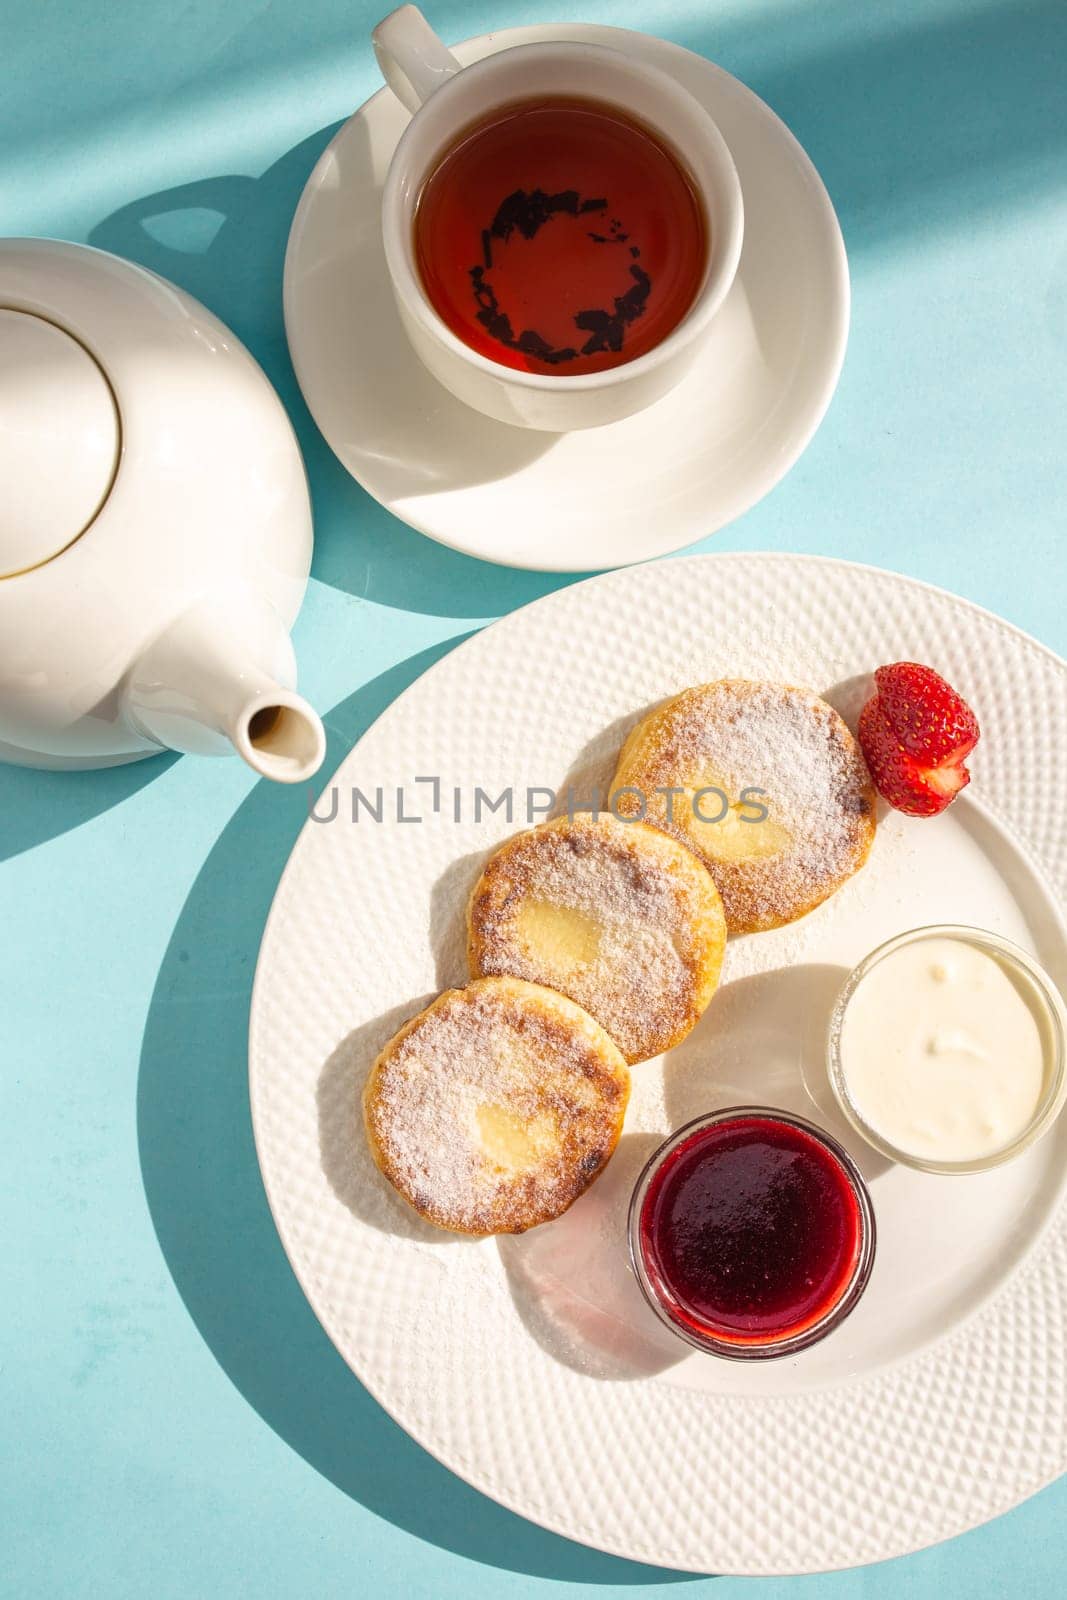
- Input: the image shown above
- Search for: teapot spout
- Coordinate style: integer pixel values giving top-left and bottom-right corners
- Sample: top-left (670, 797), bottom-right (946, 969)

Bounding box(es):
top-left (124, 596), bottom-right (326, 784)
top-left (230, 691), bottom-right (326, 784)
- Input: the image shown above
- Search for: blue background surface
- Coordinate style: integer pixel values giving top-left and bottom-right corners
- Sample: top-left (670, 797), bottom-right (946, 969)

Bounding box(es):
top-left (2, 1), bottom-right (1065, 1594)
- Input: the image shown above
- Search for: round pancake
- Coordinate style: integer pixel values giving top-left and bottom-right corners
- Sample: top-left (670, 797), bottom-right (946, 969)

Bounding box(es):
top-left (363, 976), bottom-right (630, 1236)
top-left (611, 679), bottom-right (876, 934)
top-left (468, 814), bottom-right (726, 1063)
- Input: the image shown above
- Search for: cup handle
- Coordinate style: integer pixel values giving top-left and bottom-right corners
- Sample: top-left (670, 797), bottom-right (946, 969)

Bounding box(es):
top-left (373, 5), bottom-right (461, 115)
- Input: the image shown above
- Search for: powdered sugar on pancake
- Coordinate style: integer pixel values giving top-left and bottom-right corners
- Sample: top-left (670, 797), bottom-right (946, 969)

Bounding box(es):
top-left (469, 815), bottom-right (725, 1061)
top-left (613, 681), bottom-right (876, 933)
top-left (364, 978), bottom-right (629, 1236)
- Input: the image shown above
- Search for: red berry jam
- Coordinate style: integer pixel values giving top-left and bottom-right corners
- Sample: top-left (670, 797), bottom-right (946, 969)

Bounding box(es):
top-left (631, 1110), bottom-right (874, 1356)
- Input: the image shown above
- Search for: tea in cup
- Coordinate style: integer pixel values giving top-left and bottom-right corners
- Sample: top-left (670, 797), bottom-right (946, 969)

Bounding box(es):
top-left (374, 6), bottom-right (743, 430)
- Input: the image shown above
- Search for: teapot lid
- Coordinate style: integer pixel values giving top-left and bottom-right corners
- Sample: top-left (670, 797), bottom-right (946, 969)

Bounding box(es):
top-left (0, 308), bottom-right (120, 578)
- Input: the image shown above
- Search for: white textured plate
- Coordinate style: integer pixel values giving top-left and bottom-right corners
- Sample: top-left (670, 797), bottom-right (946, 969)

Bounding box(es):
top-left (284, 25), bottom-right (849, 571)
top-left (250, 554), bottom-right (1067, 1573)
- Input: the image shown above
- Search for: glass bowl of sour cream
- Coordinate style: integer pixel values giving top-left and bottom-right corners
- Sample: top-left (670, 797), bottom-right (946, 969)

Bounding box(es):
top-left (828, 926), bottom-right (1067, 1174)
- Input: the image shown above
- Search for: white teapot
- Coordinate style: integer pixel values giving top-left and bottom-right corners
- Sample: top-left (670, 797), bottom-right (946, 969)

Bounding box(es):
top-left (0, 238), bottom-right (325, 783)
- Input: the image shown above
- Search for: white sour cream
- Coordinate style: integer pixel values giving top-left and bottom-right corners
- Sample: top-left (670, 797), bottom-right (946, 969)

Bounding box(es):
top-left (839, 935), bottom-right (1053, 1164)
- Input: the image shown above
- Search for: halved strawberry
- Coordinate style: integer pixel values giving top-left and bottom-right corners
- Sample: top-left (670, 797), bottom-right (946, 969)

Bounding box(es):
top-left (858, 690), bottom-right (975, 817)
top-left (873, 662), bottom-right (979, 766)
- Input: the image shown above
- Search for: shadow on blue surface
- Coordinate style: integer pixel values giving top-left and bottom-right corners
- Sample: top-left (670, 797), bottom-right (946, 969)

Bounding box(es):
top-left (88, 129), bottom-right (582, 624)
top-left (136, 636), bottom-right (698, 1584)
top-left (0, 752), bottom-right (176, 863)
top-left (682, 0), bottom-right (1067, 254)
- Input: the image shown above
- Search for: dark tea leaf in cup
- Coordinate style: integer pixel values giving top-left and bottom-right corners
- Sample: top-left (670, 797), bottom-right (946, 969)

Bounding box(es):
top-left (414, 97), bottom-right (708, 377)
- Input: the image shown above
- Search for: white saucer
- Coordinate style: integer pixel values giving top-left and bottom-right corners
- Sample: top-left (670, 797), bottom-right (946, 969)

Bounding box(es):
top-left (284, 24), bottom-right (849, 572)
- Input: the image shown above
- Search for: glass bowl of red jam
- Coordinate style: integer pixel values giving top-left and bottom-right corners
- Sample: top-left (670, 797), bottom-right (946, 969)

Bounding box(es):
top-left (628, 1107), bottom-right (876, 1359)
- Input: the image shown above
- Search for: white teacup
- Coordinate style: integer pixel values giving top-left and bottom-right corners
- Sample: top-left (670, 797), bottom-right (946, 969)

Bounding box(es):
top-left (374, 5), bottom-right (744, 432)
